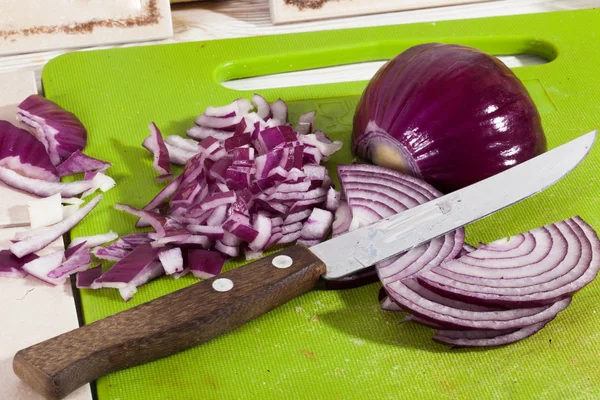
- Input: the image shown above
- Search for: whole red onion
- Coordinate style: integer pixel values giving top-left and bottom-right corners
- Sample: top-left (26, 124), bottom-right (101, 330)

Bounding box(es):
top-left (352, 43), bottom-right (547, 193)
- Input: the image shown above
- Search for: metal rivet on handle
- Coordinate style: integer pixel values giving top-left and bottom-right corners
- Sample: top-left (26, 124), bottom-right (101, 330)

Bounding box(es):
top-left (272, 255), bottom-right (293, 269)
top-left (212, 278), bottom-right (234, 292)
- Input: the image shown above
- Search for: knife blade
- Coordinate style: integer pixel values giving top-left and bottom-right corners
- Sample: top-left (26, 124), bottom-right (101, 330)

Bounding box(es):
top-left (13, 130), bottom-right (596, 400)
top-left (314, 130), bottom-right (597, 279)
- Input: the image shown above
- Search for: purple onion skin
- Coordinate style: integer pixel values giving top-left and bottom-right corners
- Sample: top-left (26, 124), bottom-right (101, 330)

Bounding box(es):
top-left (352, 43), bottom-right (547, 193)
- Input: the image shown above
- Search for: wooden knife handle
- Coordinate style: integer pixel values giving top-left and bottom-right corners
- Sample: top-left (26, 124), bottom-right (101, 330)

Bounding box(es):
top-left (13, 245), bottom-right (326, 400)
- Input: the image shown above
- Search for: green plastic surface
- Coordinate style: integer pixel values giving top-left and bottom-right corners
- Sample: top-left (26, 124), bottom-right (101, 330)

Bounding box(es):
top-left (43, 9), bottom-right (600, 399)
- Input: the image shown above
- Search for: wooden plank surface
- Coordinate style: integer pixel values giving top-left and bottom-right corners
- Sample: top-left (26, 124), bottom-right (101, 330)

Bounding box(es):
top-left (269, 0), bottom-right (491, 24)
top-left (0, 71), bottom-right (92, 400)
top-left (0, 0), bottom-right (173, 56)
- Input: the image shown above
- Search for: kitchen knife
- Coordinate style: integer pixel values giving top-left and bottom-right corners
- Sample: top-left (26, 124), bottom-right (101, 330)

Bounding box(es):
top-left (13, 130), bottom-right (596, 400)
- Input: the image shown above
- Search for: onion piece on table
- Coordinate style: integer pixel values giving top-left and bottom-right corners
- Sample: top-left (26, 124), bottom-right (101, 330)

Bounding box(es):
top-left (16, 94), bottom-right (87, 165)
top-left (0, 120), bottom-right (59, 181)
top-left (11, 195), bottom-right (103, 258)
top-left (0, 165), bottom-right (93, 197)
top-left (62, 204), bottom-right (80, 219)
top-left (48, 242), bottom-right (91, 279)
top-left (22, 251), bottom-right (65, 286)
top-left (0, 250), bottom-right (38, 279)
top-left (27, 193), bottom-right (63, 229)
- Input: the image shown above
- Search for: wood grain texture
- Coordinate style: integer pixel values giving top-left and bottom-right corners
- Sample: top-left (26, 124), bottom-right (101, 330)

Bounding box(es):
top-left (13, 245), bottom-right (326, 400)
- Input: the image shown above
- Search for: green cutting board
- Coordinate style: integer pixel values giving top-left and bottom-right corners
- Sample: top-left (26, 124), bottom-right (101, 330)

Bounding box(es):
top-left (43, 9), bottom-right (600, 400)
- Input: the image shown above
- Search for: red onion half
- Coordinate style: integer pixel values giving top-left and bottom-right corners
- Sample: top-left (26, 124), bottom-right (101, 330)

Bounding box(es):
top-left (352, 43), bottom-right (547, 193)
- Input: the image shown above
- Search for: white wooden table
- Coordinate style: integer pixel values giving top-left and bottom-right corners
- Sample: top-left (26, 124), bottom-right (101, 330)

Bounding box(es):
top-left (0, 1), bottom-right (596, 399)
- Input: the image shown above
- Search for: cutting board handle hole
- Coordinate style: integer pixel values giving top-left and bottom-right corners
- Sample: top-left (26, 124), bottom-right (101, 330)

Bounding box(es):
top-left (218, 54), bottom-right (549, 92)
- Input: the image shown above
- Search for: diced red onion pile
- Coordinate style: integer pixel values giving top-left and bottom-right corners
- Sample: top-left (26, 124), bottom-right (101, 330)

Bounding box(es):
top-left (78, 95), bottom-right (343, 301)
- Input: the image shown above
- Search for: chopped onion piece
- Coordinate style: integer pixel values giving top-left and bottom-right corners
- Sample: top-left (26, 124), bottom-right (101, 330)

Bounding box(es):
top-left (76, 265), bottom-right (103, 289)
top-left (296, 110), bottom-right (316, 135)
top-left (187, 225), bottom-right (224, 239)
top-left (188, 249), bottom-right (225, 278)
top-left (56, 150), bottom-right (111, 177)
top-left (0, 166), bottom-right (93, 197)
top-left (252, 94), bottom-right (271, 120)
top-left (81, 172), bottom-right (116, 197)
top-left (61, 197), bottom-right (84, 205)
top-left (270, 99), bottom-right (288, 125)
top-left (11, 195), bottom-right (103, 258)
top-left (62, 204), bottom-right (80, 219)
top-left (92, 245), bottom-right (130, 262)
top-left (146, 122), bottom-right (170, 175)
top-left (205, 98), bottom-right (253, 118)
top-left (187, 126), bottom-right (234, 142)
top-left (244, 248), bottom-right (263, 261)
top-left (300, 133), bottom-right (343, 157)
top-left (22, 251), bottom-right (65, 286)
top-left (164, 135), bottom-right (200, 152)
top-left (68, 230), bottom-right (118, 249)
top-left (0, 250), bottom-right (38, 279)
top-left (27, 193), bottom-right (63, 229)
top-left (119, 233), bottom-right (152, 248)
top-left (48, 242), bottom-right (91, 279)
top-left (248, 213), bottom-right (272, 251)
top-left (325, 188), bottom-right (340, 212)
top-left (114, 204), bottom-right (166, 238)
top-left (158, 247), bottom-right (184, 275)
top-left (16, 94), bottom-right (87, 165)
top-left (94, 245), bottom-right (163, 301)
top-left (0, 120), bottom-right (59, 181)
top-left (172, 268), bottom-right (190, 279)
top-left (92, 172), bottom-right (116, 192)
top-left (144, 136), bottom-right (197, 166)
top-left (300, 208), bottom-right (333, 241)
top-left (214, 241), bottom-right (239, 257)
